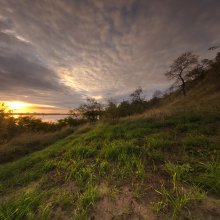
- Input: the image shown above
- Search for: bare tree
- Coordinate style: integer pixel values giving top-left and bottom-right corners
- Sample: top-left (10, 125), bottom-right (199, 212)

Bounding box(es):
top-left (130, 87), bottom-right (144, 102)
top-left (165, 52), bottom-right (198, 96)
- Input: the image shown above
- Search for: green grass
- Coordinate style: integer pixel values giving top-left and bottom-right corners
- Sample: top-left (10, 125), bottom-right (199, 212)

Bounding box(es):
top-left (154, 185), bottom-right (206, 218)
top-left (0, 192), bottom-right (51, 220)
top-left (164, 162), bottom-right (191, 190)
top-left (146, 132), bottom-right (175, 150)
top-left (0, 111), bottom-right (219, 219)
top-left (189, 160), bottom-right (220, 194)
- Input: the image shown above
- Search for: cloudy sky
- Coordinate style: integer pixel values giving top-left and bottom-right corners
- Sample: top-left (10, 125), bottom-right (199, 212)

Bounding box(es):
top-left (0, 0), bottom-right (219, 111)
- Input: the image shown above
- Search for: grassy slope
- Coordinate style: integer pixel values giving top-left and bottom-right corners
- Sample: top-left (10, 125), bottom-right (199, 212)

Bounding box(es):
top-left (161, 68), bottom-right (220, 112)
top-left (0, 127), bottom-right (74, 164)
top-left (0, 112), bottom-right (220, 219)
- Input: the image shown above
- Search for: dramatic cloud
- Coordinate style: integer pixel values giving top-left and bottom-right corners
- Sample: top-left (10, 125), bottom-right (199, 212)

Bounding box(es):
top-left (0, 0), bottom-right (219, 109)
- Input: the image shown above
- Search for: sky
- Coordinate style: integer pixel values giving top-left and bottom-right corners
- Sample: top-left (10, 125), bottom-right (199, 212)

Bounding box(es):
top-left (0, 0), bottom-right (220, 112)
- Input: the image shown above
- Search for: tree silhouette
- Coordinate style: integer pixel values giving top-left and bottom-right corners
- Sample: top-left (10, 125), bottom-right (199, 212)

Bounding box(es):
top-left (130, 87), bottom-right (144, 102)
top-left (77, 98), bottom-right (102, 122)
top-left (165, 52), bottom-right (198, 96)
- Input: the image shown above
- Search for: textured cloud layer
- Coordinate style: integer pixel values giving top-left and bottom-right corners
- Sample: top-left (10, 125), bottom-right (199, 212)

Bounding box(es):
top-left (0, 0), bottom-right (220, 109)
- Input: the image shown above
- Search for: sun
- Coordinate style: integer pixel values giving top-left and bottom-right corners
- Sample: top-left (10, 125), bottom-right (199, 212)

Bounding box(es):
top-left (5, 101), bottom-right (31, 111)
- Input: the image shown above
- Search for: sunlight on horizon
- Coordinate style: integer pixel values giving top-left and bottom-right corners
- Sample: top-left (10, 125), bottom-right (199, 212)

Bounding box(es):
top-left (5, 101), bottom-right (31, 112)
top-left (2, 101), bottom-right (62, 113)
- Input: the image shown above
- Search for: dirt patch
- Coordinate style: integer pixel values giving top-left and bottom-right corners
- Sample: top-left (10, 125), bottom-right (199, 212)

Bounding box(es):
top-left (187, 196), bottom-right (220, 220)
top-left (92, 185), bottom-right (157, 220)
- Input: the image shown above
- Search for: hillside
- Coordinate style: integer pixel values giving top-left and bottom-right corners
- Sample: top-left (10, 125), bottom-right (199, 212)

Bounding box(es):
top-left (160, 65), bottom-right (220, 112)
top-left (0, 110), bottom-right (220, 219)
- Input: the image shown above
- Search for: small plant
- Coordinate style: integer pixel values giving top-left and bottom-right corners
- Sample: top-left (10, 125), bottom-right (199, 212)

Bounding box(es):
top-left (73, 184), bottom-right (99, 219)
top-left (150, 201), bottom-right (166, 214)
top-left (133, 184), bottom-right (148, 199)
top-left (108, 186), bottom-right (119, 201)
top-left (165, 162), bottom-right (191, 190)
top-left (98, 160), bottom-right (109, 176)
top-left (154, 185), bottom-right (206, 218)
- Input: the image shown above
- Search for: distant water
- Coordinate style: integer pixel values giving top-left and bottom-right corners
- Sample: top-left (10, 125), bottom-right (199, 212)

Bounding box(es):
top-left (35, 115), bottom-right (67, 122)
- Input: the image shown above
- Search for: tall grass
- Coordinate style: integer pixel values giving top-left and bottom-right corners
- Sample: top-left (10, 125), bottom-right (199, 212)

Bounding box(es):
top-left (0, 127), bottom-right (74, 163)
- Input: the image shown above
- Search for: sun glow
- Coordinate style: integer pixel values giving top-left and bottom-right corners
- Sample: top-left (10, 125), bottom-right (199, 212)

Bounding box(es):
top-left (5, 101), bottom-right (31, 111)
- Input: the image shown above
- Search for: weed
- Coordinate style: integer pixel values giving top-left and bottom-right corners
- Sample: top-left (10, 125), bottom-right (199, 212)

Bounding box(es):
top-left (150, 201), bottom-right (166, 214)
top-left (155, 185), bottom-right (206, 218)
top-left (97, 160), bottom-right (109, 176)
top-left (73, 184), bottom-right (99, 219)
top-left (78, 185), bottom-right (99, 210)
top-left (108, 186), bottom-right (119, 201)
top-left (165, 162), bottom-right (191, 190)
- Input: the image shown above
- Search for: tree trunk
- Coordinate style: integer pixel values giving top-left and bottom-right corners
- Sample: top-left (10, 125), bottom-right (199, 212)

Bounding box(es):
top-left (182, 82), bottom-right (186, 96)
top-left (179, 74), bottom-right (186, 96)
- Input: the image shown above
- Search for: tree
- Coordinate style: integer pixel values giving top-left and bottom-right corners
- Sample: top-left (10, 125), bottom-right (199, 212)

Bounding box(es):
top-left (117, 100), bottom-right (132, 117)
top-left (165, 52), bottom-right (198, 96)
top-left (130, 87), bottom-right (144, 102)
top-left (77, 98), bottom-right (102, 122)
top-left (104, 99), bottom-right (119, 122)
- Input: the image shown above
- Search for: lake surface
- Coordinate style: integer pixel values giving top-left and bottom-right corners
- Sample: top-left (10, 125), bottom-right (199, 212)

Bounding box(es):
top-left (35, 115), bottom-right (67, 122)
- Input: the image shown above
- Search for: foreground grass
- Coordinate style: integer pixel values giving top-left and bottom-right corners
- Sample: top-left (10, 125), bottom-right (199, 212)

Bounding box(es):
top-left (0, 112), bottom-right (220, 219)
